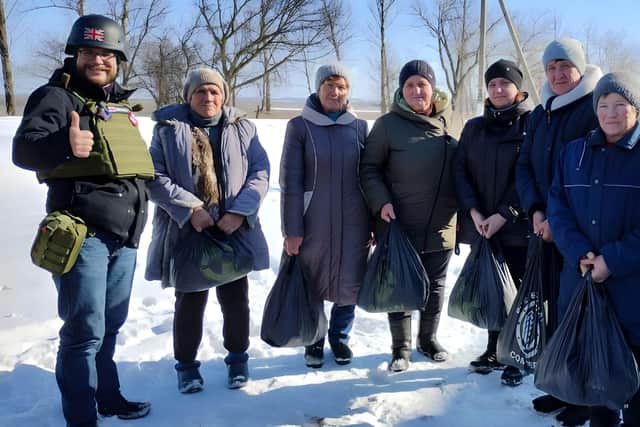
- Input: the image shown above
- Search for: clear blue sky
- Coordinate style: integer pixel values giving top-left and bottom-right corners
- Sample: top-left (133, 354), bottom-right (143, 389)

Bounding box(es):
top-left (6, 0), bottom-right (639, 99)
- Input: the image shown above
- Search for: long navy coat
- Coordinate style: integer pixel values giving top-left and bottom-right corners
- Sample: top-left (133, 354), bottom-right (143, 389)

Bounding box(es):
top-left (548, 124), bottom-right (640, 345)
top-left (280, 95), bottom-right (370, 305)
top-left (516, 65), bottom-right (602, 216)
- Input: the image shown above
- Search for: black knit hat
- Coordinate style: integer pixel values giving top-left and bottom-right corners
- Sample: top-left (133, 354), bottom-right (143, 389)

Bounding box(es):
top-left (399, 60), bottom-right (436, 89)
top-left (484, 59), bottom-right (523, 89)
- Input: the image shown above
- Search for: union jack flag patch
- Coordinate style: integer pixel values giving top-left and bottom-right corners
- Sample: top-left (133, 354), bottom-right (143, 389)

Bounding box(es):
top-left (83, 27), bottom-right (105, 41)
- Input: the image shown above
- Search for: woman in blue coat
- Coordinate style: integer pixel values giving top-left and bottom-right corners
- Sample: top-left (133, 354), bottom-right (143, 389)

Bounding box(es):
top-left (146, 68), bottom-right (270, 393)
top-left (548, 72), bottom-right (640, 427)
top-left (280, 64), bottom-right (370, 368)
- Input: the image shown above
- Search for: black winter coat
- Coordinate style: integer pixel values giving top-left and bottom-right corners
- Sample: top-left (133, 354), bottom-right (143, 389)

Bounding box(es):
top-left (12, 58), bottom-right (148, 247)
top-left (515, 65), bottom-right (602, 217)
top-left (454, 95), bottom-right (533, 247)
top-left (360, 89), bottom-right (458, 254)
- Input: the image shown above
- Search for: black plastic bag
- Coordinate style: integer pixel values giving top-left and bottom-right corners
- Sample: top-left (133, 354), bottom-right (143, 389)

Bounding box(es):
top-left (357, 220), bottom-right (429, 313)
top-left (497, 235), bottom-right (546, 373)
top-left (448, 237), bottom-right (517, 330)
top-left (534, 273), bottom-right (640, 410)
top-left (261, 253), bottom-right (328, 347)
top-left (169, 226), bottom-right (253, 290)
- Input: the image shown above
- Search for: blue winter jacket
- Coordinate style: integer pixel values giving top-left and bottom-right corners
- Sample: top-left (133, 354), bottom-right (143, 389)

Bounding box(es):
top-left (145, 104), bottom-right (270, 290)
top-left (548, 123), bottom-right (640, 345)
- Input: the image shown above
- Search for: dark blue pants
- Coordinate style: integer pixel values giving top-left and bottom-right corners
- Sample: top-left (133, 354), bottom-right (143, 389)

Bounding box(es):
top-left (53, 232), bottom-right (136, 427)
top-left (309, 303), bottom-right (355, 348)
top-left (328, 303), bottom-right (356, 346)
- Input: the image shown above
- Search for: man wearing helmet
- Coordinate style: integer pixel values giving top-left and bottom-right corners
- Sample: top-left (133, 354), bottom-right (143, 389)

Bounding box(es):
top-left (12, 15), bottom-right (152, 427)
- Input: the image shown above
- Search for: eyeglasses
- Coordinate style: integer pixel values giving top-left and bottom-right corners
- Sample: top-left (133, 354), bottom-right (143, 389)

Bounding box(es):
top-left (77, 49), bottom-right (116, 61)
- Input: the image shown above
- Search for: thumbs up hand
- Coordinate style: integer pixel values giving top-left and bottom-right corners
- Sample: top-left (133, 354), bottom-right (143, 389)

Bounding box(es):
top-left (69, 111), bottom-right (94, 158)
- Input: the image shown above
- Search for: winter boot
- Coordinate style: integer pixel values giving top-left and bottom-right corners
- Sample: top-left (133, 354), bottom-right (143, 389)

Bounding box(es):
top-left (330, 342), bottom-right (353, 365)
top-left (555, 404), bottom-right (590, 426)
top-left (227, 362), bottom-right (249, 389)
top-left (304, 341), bottom-right (325, 368)
top-left (417, 337), bottom-right (449, 362)
top-left (469, 349), bottom-right (504, 374)
top-left (175, 361), bottom-right (204, 394)
top-left (469, 330), bottom-right (502, 373)
top-left (590, 406), bottom-right (621, 427)
top-left (388, 312), bottom-right (412, 371)
top-left (532, 394), bottom-right (567, 413)
top-left (389, 348), bottom-right (410, 372)
top-left (97, 394), bottom-right (151, 420)
top-left (500, 365), bottom-right (523, 386)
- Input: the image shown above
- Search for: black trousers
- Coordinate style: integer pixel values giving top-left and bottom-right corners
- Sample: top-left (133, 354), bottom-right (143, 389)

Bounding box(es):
top-left (502, 244), bottom-right (528, 289)
top-left (388, 249), bottom-right (452, 358)
top-left (590, 346), bottom-right (640, 427)
top-left (173, 276), bottom-right (249, 363)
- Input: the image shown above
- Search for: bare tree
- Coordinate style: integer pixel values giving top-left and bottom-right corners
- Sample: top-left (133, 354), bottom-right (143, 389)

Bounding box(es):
top-left (106, 0), bottom-right (169, 86)
top-left (0, 0), bottom-right (14, 114)
top-left (583, 26), bottom-right (640, 74)
top-left (195, 0), bottom-right (326, 105)
top-left (320, 0), bottom-right (352, 61)
top-left (137, 29), bottom-right (200, 108)
top-left (414, 0), bottom-right (500, 112)
top-left (370, 0), bottom-right (396, 113)
top-left (25, 0), bottom-right (85, 15)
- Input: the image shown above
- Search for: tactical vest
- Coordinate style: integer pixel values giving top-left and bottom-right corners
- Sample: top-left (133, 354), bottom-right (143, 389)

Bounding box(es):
top-left (38, 79), bottom-right (155, 181)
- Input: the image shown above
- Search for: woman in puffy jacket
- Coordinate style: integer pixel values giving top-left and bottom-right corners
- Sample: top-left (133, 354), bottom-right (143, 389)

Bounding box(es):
top-left (453, 59), bottom-right (533, 387)
top-left (360, 59), bottom-right (458, 372)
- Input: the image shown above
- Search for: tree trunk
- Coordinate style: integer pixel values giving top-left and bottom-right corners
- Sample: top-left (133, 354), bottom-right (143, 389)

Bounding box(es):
top-left (120, 0), bottom-right (130, 86)
top-left (265, 70), bottom-right (271, 112)
top-left (380, 24), bottom-right (387, 113)
top-left (0, 0), bottom-right (15, 115)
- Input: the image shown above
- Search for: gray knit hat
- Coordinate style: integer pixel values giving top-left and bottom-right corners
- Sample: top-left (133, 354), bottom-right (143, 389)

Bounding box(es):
top-left (543, 37), bottom-right (586, 76)
top-left (315, 63), bottom-right (350, 92)
top-left (593, 72), bottom-right (640, 112)
top-left (399, 59), bottom-right (436, 89)
top-left (183, 68), bottom-right (229, 104)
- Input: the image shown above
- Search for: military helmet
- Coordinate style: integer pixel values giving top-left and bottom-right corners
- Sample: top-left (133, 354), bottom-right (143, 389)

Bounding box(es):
top-left (65, 14), bottom-right (128, 61)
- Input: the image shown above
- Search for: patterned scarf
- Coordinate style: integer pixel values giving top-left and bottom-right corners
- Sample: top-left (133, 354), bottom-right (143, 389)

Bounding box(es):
top-left (191, 127), bottom-right (219, 207)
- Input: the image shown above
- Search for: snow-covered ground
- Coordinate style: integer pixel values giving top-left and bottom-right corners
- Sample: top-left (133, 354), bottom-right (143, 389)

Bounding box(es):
top-left (0, 116), bottom-right (557, 426)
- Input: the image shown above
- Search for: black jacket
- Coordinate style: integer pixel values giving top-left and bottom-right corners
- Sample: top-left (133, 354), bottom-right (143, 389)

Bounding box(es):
top-left (12, 58), bottom-right (148, 247)
top-left (454, 95), bottom-right (533, 247)
top-left (360, 89), bottom-right (458, 253)
top-left (515, 65), bottom-right (601, 217)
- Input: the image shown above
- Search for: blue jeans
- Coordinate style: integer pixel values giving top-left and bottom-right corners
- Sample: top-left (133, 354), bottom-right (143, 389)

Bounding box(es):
top-left (328, 304), bottom-right (355, 346)
top-left (53, 232), bottom-right (136, 427)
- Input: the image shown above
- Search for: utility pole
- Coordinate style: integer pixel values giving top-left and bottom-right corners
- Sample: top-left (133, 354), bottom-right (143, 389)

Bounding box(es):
top-left (477, 0), bottom-right (486, 114)
top-left (497, 0), bottom-right (540, 105)
top-left (477, 0), bottom-right (541, 113)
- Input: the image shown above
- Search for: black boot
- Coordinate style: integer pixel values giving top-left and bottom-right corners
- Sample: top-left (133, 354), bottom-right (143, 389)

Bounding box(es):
top-left (556, 404), bottom-right (590, 426)
top-left (97, 394), bottom-right (151, 420)
top-left (469, 330), bottom-right (502, 373)
top-left (500, 365), bottom-right (523, 386)
top-left (175, 360), bottom-right (204, 394)
top-left (388, 312), bottom-right (412, 371)
top-left (469, 349), bottom-right (504, 373)
top-left (532, 394), bottom-right (567, 413)
top-left (590, 406), bottom-right (621, 427)
top-left (304, 340), bottom-right (325, 368)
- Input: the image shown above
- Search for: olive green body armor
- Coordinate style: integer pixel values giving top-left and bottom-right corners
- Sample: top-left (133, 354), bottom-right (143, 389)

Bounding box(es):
top-left (38, 89), bottom-right (154, 181)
